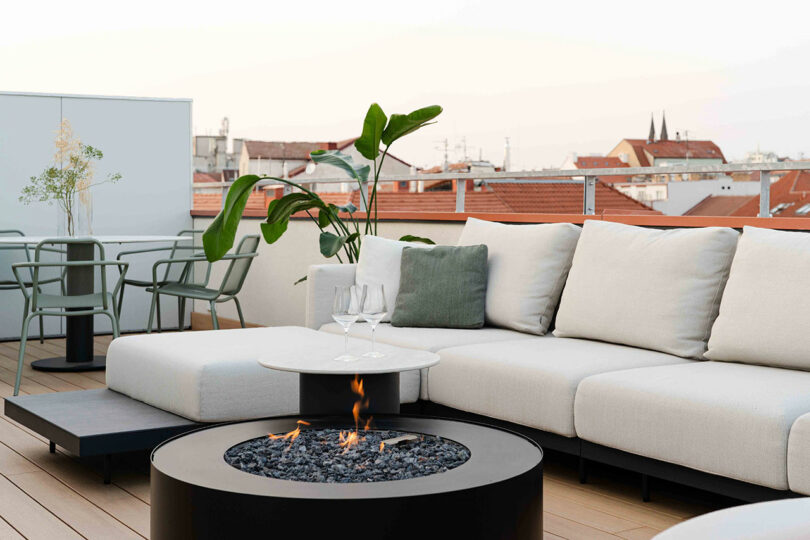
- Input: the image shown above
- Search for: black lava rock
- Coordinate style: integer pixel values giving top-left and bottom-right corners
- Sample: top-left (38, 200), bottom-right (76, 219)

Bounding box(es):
top-left (224, 429), bottom-right (470, 483)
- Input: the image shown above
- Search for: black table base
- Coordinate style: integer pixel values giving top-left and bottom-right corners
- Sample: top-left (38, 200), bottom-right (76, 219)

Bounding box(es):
top-left (31, 355), bottom-right (106, 372)
top-left (31, 242), bottom-right (106, 372)
top-left (298, 372), bottom-right (400, 415)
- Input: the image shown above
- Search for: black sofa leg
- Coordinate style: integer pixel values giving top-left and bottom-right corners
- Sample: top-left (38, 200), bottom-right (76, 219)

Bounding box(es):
top-left (578, 457), bottom-right (588, 484)
top-left (49, 441), bottom-right (55, 454)
top-left (641, 473), bottom-right (651, 502)
top-left (103, 455), bottom-right (112, 485)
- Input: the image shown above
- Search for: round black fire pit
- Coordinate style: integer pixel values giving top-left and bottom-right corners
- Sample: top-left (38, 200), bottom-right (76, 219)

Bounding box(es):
top-left (151, 416), bottom-right (543, 540)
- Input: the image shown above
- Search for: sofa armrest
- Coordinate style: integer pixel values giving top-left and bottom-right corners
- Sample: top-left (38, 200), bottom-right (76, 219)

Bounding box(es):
top-left (305, 264), bottom-right (357, 329)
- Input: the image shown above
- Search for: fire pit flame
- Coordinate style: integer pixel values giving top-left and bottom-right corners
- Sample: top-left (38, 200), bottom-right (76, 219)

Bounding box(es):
top-left (268, 420), bottom-right (311, 449)
top-left (339, 374), bottom-right (370, 452)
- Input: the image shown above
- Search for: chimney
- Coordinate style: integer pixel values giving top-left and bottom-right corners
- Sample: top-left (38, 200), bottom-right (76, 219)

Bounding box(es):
top-left (503, 137), bottom-right (511, 172)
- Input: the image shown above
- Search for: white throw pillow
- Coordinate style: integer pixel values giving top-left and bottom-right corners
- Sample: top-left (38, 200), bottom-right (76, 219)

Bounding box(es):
top-left (355, 235), bottom-right (432, 322)
top-left (706, 226), bottom-right (810, 370)
top-left (554, 220), bottom-right (739, 358)
top-left (457, 218), bottom-right (581, 334)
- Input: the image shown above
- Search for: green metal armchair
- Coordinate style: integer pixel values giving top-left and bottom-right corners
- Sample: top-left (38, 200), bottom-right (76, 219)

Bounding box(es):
top-left (146, 234), bottom-right (260, 332)
top-left (116, 229), bottom-right (212, 330)
top-left (0, 230), bottom-right (66, 344)
top-left (12, 238), bottom-right (128, 395)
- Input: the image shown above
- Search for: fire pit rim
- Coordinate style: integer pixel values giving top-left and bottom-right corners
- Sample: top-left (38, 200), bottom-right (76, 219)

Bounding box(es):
top-left (151, 414), bottom-right (543, 501)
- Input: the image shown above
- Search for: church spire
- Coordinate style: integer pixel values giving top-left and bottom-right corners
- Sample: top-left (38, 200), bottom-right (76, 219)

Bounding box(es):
top-left (648, 114), bottom-right (656, 143)
top-left (660, 111), bottom-right (669, 141)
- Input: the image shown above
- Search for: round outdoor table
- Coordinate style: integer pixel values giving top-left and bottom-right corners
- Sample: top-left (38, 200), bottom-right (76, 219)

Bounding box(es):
top-left (0, 235), bottom-right (191, 372)
top-left (258, 347), bottom-right (439, 415)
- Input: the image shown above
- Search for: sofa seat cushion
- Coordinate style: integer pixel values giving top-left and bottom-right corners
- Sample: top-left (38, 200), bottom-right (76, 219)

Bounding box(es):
top-left (319, 322), bottom-right (533, 352)
top-left (575, 362), bottom-right (810, 489)
top-left (107, 327), bottom-right (420, 422)
top-left (427, 337), bottom-right (689, 437)
top-left (788, 413), bottom-right (810, 494)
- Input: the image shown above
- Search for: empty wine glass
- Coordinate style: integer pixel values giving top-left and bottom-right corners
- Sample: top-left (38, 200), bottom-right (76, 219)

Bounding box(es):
top-left (360, 284), bottom-right (387, 358)
top-left (332, 285), bottom-right (361, 362)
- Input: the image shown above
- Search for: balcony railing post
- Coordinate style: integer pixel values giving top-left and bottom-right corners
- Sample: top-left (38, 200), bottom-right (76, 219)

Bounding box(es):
top-left (583, 176), bottom-right (596, 215)
top-left (759, 171), bottom-right (771, 217)
top-left (455, 180), bottom-right (466, 212)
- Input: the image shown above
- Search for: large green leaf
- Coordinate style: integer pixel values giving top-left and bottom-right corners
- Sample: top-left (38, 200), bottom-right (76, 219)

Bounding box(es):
top-left (398, 234), bottom-right (436, 245)
top-left (319, 231), bottom-right (359, 258)
top-left (354, 103), bottom-right (387, 160)
top-left (381, 105), bottom-right (443, 146)
top-left (310, 149), bottom-right (370, 184)
top-left (203, 174), bottom-right (263, 261)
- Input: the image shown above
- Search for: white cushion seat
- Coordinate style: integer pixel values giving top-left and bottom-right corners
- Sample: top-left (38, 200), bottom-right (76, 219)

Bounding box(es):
top-left (319, 322), bottom-right (534, 352)
top-left (787, 413), bottom-right (810, 495)
top-left (107, 326), bottom-right (421, 422)
top-left (427, 337), bottom-right (690, 437)
top-left (575, 362), bottom-right (810, 490)
top-left (653, 498), bottom-right (810, 539)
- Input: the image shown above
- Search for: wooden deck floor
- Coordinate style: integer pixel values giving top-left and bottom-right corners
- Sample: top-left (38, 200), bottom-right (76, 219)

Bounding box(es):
top-left (0, 335), bottom-right (730, 539)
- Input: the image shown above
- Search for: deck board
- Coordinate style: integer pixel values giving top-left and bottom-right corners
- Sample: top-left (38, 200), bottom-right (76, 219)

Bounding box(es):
top-left (0, 335), bottom-right (727, 539)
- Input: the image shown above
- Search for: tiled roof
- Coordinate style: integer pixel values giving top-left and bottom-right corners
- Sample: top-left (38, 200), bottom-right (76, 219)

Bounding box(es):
top-left (574, 156), bottom-right (632, 184)
top-left (623, 139), bottom-right (726, 164)
top-left (193, 172), bottom-right (221, 183)
top-left (731, 171), bottom-right (810, 217)
top-left (193, 181), bottom-right (660, 215)
top-left (193, 193), bottom-right (266, 213)
top-left (488, 182), bottom-right (660, 214)
top-left (575, 156), bottom-right (628, 169)
top-left (244, 138), bottom-right (357, 161)
top-left (683, 195), bottom-right (754, 216)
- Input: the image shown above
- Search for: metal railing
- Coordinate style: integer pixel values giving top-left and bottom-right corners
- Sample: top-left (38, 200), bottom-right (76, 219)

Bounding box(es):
top-left (192, 161), bottom-right (810, 218)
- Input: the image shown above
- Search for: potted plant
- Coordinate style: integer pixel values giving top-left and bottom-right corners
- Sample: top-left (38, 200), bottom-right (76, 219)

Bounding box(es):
top-left (203, 103), bottom-right (441, 268)
top-left (19, 119), bottom-right (122, 236)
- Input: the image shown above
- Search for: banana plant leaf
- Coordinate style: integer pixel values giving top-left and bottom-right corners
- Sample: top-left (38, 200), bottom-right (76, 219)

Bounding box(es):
top-left (354, 103), bottom-right (387, 160)
top-left (203, 174), bottom-right (263, 261)
top-left (398, 234), bottom-right (436, 245)
top-left (310, 150), bottom-right (370, 184)
top-left (320, 231), bottom-right (360, 258)
top-left (381, 105), bottom-right (443, 146)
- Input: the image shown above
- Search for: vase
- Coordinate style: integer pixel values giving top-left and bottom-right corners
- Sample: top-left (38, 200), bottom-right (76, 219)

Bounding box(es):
top-left (56, 189), bottom-right (93, 237)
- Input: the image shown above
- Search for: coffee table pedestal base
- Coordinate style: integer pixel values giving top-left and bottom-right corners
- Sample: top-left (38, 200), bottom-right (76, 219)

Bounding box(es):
top-left (298, 372), bottom-right (399, 415)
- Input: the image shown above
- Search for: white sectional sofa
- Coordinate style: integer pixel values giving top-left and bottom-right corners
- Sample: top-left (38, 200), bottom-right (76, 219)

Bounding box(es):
top-left (99, 218), bottom-right (810, 502)
top-left (306, 220), bottom-right (810, 502)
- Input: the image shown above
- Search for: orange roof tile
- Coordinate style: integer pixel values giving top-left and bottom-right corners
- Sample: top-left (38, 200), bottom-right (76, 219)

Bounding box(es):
top-left (574, 156), bottom-right (632, 184)
top-left (731, 171), bottom-right (810, 217)
top-left (623, 139), bottom-right (726, 164)
top-left (488, 182), bottom-right (660, 214)
top-left (683, 195), bottom-right (754, 217)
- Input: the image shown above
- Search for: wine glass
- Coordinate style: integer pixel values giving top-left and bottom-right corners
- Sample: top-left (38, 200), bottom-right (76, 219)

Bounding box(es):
top-left (360, 284), bottom-right (387, 358)
top-left (332, 285), bottom-right (361, 362)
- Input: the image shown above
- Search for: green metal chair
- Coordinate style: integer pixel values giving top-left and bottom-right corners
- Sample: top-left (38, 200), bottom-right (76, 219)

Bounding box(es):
top-left (146, 234), bottom-right (260, 332)
top-left (0, 230), bottom-right (66, 344)
top-left (116, 229), bottom-right (211, 330)
top-left (12, 238), bottom-right (128, 395)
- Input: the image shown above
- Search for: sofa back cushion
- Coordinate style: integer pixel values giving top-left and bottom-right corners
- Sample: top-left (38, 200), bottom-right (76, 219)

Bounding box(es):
top-left (457, 218), bottom-right (581, 334)
top-left (355, 235), bottom-right (432, 322)
top-left (553, 220), bottom-right (739, 358)
top-left (706, 226), bottom-right (810, 370)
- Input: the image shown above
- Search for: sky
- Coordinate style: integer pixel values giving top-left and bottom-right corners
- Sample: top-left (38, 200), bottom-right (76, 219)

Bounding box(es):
top-left (3, 0), bottom-right (810, 170)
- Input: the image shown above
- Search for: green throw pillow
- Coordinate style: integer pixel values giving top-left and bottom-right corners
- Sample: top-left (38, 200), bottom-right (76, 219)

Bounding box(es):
top-left (392, 245), bottom-right (488, 329)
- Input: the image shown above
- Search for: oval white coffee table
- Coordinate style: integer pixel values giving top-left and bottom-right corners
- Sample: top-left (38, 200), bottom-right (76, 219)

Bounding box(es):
top-left (259, 346), bottom-right (439, 415)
